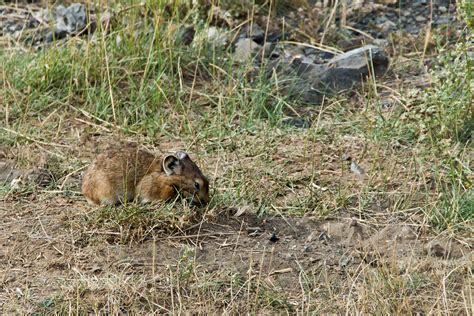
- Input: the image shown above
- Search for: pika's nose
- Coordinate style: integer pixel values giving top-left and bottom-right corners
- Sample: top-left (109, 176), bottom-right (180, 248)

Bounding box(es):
top-left (193, 193), bottom-right (210, 206)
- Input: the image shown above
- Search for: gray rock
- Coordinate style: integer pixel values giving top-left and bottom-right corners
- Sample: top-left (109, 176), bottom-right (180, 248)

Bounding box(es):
top-left (379, 20), bottom-right (397, 33)
top-left (266, 45), bottom-right (389, 104)
top-left (0, 161), bottom-right (53, 188)
top-left (176, 25), bottom-right (195, 45)
top-left (433, 16), bottom-right (453, 26)
top-left (434, 0), bottom-right (451, 6)
top-left (406, 24), bottom-right (419, 34)
top-left (203, 26), bottom-right (228, 46)
top-left (239, 23), bottom-right (264, 43)
top-left (55, 3), bottom-right (86, 34)
top-left (304, 45), bottom-right (389, 95)
top-left (234, 38), bottom-right (262, 62)
top-left (282, 117), bottom-right (311, 129)
top-left (415, 15), bottom-right (427, 22)
top-left (373, 39), bottom-right (389, 48)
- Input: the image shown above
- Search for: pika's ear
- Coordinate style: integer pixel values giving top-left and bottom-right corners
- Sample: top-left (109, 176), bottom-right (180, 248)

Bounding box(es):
top-left (163, 154), bottom-right (182, 175)
top-left (176, 151), bottom-right (188, 160)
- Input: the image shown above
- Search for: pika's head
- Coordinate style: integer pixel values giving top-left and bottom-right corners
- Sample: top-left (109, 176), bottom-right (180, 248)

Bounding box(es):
top-left (162, 151), bottom-right (210, 206)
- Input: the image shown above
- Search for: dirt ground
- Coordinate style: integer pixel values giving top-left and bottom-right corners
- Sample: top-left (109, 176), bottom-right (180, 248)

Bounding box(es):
top-left (1, 0), bottom-right (472, 314)
top-left (1, 178), bottom-right (472, 313)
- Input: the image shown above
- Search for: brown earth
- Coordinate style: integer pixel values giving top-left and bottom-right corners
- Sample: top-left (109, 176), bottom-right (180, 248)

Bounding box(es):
top-left (1, 187), bottom-right (471, 313)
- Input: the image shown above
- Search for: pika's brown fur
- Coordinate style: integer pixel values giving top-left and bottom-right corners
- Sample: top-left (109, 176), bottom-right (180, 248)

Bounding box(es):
top-left (81, 144), bottom-right (210, 206)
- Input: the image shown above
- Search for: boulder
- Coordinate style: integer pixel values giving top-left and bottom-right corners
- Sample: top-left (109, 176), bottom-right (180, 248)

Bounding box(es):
top-left (273, 45), bottom-right (389, 104)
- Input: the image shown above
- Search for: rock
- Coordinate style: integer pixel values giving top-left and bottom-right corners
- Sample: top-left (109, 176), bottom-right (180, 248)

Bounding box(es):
top-left (45, 30), bottom-right (69, 43)
top-left (282, 117), bottom-right (311, 129)
top-left (373, 39), bottom-right (389, 48)
top-left (324, 45), bottom-right (388, 87)
top-left (433, 16), bottom-right (453, 26)
top-left (33, 8), bottom-right (51, 25)
top-left (266, 32), bottom-right (289, 43)
top-left (406, 24), bottom-right (419, 34)
top-left (379, 20), bottom-right (397, 33)
top-left (295, 45), bottom-right (389, 103)
top-left (204, 26), bottom-right (228, 46)
top-left (339, 254), bottom-right (352, 268)
top-left (337, 36), bottom-right (373, 52)
top-left (328, 45), bottom-right (389, 77)
top-left (319, 231), bottom-right (330, 242)
top-left (426, 240), bottom-right (465, 259)
top-left (269, 232), bottom-right (280, 243)
top-left (0, 161), bottom-right (53, 189)
top-left (345, 219), bottom-right (365, 247)
top-left (0, 161), bottom-right (23, 183)
top-left (350, 161), bottom-right (365, 176)
top-left (434, 0), bottom-right (451, 6)
top-left (263, 42), bottom-right (279, 59)
top-left (320, 52), bottom-right (335, 60)
top-left (234, 38), bottom-right (262, 62)
top-left (239, 23), bottom-right (264, 43)
top-left (415, 15), bottom-right (427, 22)
top-left (375, 15), bottom-right (388, 24)
top-left (55, 3), bottom-right (87, 34)
top-left (176, 25), bottom-right (195, 45)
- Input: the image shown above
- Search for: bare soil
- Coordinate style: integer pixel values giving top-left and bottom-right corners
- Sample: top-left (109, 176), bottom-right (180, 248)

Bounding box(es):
top-left (1, 186), bottom-right (471, 313)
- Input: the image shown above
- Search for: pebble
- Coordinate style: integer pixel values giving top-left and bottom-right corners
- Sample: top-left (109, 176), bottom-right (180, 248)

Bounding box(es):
top-left (415, 15), bottom-right (427, 22)
top-left (304, 245), bottom-right (313, 253)
top-left (379, 20), bottom-right (396, 33)
top-left (282, 117), bottom-right (311, 129)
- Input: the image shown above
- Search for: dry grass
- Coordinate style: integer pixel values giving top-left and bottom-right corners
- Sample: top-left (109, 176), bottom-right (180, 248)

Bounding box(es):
top-left (0, 0), bottom-right (472, 314)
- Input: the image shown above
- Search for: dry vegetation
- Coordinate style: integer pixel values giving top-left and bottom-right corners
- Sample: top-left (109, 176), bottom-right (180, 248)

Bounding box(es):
top-left (0, 0), bottom-right (472, 314)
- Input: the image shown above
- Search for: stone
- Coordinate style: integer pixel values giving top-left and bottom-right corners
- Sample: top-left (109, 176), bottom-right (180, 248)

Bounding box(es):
top-left (434, 0), bottom-right (451, 6)
top-left (239, 23), bottom-right (264, 43)
top-left (45, 29), bottom-right (68, 43)
top-left (282, 117), bottom-right (311, 128)
top-left (337, 36), bottom-right (373, 52)
top-left (263, 42), bottom-right (279, 59)
top-left (306, 45), bottom-right (389, 93)
top-left (0, 161), bottom-right (53, 189)
top-left (205, 26), bottom-right (228, 46)
top-left (426, 240), bottom-right (465, 259)
top-left (234, 38), bottom-right (262, 62)
top-left (266, 45), bottom-right (389, 104)
top-left (266, 32), bottom-right (288, 43)
top-left (406, 24), bottom-right (419, 34)
top-left (55, 3), bottom-right (87, 34)
top-left (177, 25), bottom-right (195, 45)
top-left (373, 39), bottom-right (389, 48)
top-left (433, 16), bottom-right (453, 26)
top-left (415, 15), bottom-right (427, 22)
top-left (379, 20), bottom-right (397, 33)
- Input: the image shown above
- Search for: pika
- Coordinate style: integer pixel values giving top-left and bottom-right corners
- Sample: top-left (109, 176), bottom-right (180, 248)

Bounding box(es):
top-left (81, 144), bottom-right (210, 206)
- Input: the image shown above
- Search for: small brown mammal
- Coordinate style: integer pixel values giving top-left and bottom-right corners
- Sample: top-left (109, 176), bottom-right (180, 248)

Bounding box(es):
top-left (82, 144), bottom-right (210, 206)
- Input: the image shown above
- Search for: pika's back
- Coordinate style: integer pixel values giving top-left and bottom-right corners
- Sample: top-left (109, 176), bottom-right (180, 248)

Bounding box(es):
top-left (81, 144), bottom-right (162, 205)
top-left (89, 144), bottom-right (161, 175)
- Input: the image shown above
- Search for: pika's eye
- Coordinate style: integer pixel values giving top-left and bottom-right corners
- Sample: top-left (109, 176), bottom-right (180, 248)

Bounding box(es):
top-left (194, 182), bottom-right (200, 190)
